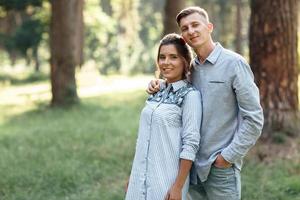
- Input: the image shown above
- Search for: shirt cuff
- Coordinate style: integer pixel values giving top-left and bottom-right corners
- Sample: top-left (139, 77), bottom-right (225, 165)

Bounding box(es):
top-left (221, 148), bottom-right (240, 164)
top-left (180, 151), bottom-right (196, 161)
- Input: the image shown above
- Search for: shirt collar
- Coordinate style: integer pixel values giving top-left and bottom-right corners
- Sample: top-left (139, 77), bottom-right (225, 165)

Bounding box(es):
top-left (194, 42), bottom-right (223, 65)
top-left (161, 79), bottom-right (188, 92)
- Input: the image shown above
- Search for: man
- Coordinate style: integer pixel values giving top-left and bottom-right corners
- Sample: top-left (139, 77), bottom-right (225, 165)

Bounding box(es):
top-left (148, 6), bottom-right (264, 200)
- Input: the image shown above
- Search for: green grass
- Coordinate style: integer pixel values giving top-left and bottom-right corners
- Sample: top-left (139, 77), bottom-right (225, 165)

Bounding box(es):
top-left (242, 160), bottom-right (300, 200)
top-left (0, 91), bottom-right (146, 200)
top-left (0, 89), bottom-right (300, 200)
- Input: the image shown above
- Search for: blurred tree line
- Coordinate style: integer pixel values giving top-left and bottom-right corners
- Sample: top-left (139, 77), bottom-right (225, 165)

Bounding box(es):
top-left (0, 0), bottom-right (250, 74)
top-left (0, 0), bottom-right (48, 71)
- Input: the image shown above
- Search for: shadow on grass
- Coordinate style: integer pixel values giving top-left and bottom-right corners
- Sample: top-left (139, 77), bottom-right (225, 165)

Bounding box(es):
top-left (0, 72), bottom-right (49, 85)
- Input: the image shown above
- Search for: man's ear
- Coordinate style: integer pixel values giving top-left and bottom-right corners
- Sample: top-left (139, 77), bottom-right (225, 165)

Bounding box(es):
top-left (207, 23), bottom-right (213, 33)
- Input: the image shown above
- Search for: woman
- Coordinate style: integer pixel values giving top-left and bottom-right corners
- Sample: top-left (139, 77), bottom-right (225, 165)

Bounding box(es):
top-left (125, 33), bottom-right (202, 200)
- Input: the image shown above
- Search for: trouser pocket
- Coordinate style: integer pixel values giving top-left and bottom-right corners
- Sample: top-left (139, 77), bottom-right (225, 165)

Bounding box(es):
top-left (204, 166), bottom-right (241, 200)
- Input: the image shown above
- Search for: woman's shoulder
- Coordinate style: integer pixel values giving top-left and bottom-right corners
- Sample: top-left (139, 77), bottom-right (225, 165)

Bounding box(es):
top-left (183, 83), bottom-right (201, 99)
top-left (181, 82), bottom-right (198, 94)
top-left (186, 82), bottom-right (197, 90)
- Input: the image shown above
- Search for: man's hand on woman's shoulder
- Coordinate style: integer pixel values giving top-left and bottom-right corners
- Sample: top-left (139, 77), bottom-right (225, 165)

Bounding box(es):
top-left (146, 79), bottom-right (161, 94)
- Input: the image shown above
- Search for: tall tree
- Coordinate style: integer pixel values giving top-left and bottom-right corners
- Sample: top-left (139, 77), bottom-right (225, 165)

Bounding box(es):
top-left (235, 0), bottom-right (242, 54)
top-left (0, 10), bottom-right (22, 65)
top-left (50, 0), bottom-right (84, 106)
top-left (217, 0), bottom-right (233, 48)
top-left (113, 0), bottom-right (142, 75)
top-left (163, 0), bottom-right (185, 35)
top-left (250, 0), bottom-right (299, 135)
top-left (75, 0), bottom-right (84, 67)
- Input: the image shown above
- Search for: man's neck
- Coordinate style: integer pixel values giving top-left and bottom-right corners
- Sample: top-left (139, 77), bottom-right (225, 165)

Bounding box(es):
top-left (194, 40), bottom-right (215, 64)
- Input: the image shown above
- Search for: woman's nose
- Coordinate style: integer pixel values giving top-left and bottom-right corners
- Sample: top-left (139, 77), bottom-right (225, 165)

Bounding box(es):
top-left (164, 57), bottom-right (171, 64)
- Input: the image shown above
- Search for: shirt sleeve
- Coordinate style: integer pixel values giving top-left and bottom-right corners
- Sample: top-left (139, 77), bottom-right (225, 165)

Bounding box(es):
top-left (221, 59), bottom-right (264, 163)
top-left (180, 90), bottom-right (202, 161)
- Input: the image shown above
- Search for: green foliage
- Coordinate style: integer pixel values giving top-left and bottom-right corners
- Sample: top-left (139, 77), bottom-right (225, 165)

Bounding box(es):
top-left (0, 0), bottom-right (43, 10)
top-left (84, 0), bottom-right (163, 75)
top-left (136, 0), bottom-right (164, 74)
top-left (84, 0), bottom-right (121, 75)
top-left (0, 18), bottom-right (45, 66)
top-left (0, 0), bottom-right (49, 68)
top-left (13, 18), bottom-right (44, 55)
top-left (0, 33), bottom-right (15, 52)
top-left (242, 160), bottom-right (300, 200)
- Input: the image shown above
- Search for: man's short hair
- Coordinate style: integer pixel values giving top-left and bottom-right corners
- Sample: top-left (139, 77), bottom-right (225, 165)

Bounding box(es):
top-left (176, 6), bottom-right (210, 25)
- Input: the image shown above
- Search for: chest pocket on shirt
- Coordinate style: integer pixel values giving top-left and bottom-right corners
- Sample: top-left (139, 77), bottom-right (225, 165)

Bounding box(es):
top-left (209, 80), bottom-right (225, 84)
top-left (207, 80), bottom-right (229, 97)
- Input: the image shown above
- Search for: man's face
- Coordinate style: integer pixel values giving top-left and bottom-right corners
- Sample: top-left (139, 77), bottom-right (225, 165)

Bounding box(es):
top-left (179, 13), bottom-right (213, 49)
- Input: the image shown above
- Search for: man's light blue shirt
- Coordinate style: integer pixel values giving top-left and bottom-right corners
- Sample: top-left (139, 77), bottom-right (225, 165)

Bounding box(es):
top-left (191, 43), bottom-right (264, 182)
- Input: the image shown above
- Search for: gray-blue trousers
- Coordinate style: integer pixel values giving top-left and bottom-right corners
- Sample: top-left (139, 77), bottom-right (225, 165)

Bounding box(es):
top-left (187, 166), bottom-right (241, 200)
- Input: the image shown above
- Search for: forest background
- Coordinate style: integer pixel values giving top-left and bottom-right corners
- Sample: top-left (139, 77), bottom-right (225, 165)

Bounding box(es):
top-left (0, 0), bottom-right (300, 199)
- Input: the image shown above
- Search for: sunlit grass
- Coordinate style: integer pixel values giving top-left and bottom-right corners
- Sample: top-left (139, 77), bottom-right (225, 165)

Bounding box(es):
top-left (242, 160), bottom-right (300, 200)
top-left (0, 89), bottom-right (147, 200)
top-left (0, 66), bottom-right (152, 106)
top-left (0, 67), bottom-right (152, 200)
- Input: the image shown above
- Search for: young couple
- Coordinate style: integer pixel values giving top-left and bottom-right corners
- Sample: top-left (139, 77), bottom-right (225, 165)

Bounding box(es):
top-left (125, 6), bottom-right (264, 200)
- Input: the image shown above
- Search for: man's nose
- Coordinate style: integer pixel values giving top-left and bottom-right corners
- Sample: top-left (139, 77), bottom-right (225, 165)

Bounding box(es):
top-left (187, 27), bottom-right (194, 35)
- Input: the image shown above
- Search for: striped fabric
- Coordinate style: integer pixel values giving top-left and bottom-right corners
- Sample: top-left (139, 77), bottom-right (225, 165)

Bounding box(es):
top-left (125, 80), bottom-right (202, 200)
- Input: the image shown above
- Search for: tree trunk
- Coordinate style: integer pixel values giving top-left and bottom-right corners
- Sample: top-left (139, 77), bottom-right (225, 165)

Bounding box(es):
top-left (50, 0), bottom-right (84, 106)
top-left (250, 0), bottom-right (299, 135)
top-left (75, 0), bottom-right (84, 67)
top-left (115, 0), bottom-right (141, 75)
top-left (33, 47), bottom-right (40, 72)
top-left (235, 0), bottom-right (242, 54)
top-left (218, 0), bottom-right (233, 48)
top-left (0, 10), bottom-right (22, 66)
top-left (163, 0), bottom-right (185, 35)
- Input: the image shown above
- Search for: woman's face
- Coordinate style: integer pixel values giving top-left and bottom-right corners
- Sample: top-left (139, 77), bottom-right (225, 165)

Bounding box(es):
top-left (158, 44), bottom-right (185, 83)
